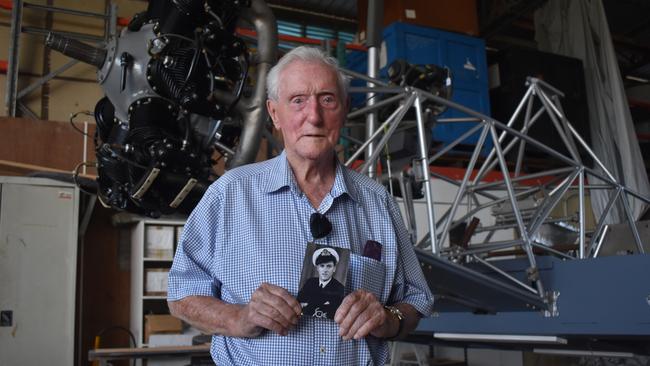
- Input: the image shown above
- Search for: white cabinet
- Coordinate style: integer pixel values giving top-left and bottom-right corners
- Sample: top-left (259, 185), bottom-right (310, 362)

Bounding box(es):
top-left (0, 177), bottom-right (79, 366)
top-left (129, 218), bottom-right (185, 346)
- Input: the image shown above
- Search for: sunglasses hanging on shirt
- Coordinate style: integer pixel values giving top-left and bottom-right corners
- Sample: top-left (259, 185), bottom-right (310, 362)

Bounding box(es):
top-left (310, 212), bottom-right (332, 239)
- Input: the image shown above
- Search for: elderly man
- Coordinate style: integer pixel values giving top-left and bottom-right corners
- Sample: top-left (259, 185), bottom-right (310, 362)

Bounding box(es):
top-left (167, 46), bottom-right (434, 365)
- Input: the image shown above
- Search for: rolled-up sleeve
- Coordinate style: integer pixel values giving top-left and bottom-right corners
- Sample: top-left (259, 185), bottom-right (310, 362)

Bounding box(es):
top-left (167, 189), bottom-right (222, 301)
top-left (386, 197), bottom-right (435, 317)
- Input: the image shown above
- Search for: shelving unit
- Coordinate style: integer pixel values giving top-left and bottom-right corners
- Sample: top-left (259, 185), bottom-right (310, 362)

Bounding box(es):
top-left (129, 217), bottom-right (186, 347)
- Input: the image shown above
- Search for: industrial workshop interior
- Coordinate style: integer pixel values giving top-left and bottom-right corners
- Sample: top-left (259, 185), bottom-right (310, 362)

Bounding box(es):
top-left (2, 0), bottom-right (650, 365)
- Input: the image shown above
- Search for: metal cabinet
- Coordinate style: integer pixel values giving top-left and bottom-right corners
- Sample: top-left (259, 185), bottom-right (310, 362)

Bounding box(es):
top-left (0, 177), bottom-right (79, 366)
top-left (382, 22), bottom-right (491, 153)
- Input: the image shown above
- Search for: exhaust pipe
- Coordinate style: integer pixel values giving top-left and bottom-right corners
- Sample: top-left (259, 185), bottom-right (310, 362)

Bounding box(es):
top-left (226, 0), bottom-right (278, 169)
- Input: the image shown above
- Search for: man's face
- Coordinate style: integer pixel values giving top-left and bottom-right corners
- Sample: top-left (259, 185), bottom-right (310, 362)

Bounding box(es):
top-left (316, 261), bottom-right (336, 282)
top-left (266, 60), bottom-right (348, 164)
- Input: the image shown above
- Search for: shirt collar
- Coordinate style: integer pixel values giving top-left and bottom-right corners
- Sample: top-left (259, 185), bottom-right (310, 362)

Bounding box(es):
top-left (263, 151), bottom-right (297, 194)
top-left (319, 278), bottom-right (332, 287)
top-left (262, 150), bottom-right (359, 203)
top-left (332, 158), bottom-right (359, 203)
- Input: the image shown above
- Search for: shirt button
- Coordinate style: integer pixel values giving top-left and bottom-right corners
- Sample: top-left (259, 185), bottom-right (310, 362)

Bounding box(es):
top-left (319, 346), bottom-right (326, 354)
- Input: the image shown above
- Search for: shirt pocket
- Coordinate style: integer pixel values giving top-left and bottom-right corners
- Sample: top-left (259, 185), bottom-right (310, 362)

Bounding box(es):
top-left (347, 253), bottom-right (386, 301)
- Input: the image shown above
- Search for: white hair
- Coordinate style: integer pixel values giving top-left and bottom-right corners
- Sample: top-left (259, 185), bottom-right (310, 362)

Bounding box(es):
top-left (266, 46), bottom-right (349, 101)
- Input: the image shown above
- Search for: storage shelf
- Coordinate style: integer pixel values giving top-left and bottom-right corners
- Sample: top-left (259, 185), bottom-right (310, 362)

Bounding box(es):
top-left (131, 218), bottom-right (187, 353)
top-left (143, 257), bottom-right (174, 262)
top-left (143, 295), bottom-right (167, 300)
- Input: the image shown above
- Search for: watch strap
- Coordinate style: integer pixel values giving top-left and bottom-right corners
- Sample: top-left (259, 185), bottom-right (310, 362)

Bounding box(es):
top-left (383, 305), bottom-right (404, 340)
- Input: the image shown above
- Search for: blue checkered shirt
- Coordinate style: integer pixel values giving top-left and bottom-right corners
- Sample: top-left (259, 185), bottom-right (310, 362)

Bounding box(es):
top-left (168, 151), bottom-right (434, 365)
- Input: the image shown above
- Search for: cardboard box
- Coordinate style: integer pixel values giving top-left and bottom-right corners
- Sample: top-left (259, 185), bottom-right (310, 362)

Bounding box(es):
top-left (358, 0), bottom-right (479, 38)
top-left (145, 225), bottom-right (175, 259)
top-left (175, 226), bottom-right (184, 243)
top-left (144, 314), bottom-right (183, 343)
top-left (145, 268), bottom-right (169, 295)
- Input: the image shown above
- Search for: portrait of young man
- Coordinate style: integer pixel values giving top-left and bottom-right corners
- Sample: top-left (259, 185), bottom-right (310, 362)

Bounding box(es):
top-left (297, 245), bottom-right (349, 319)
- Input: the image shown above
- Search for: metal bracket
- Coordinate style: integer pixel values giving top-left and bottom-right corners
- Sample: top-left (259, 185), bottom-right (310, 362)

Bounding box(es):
top-left (526, 266), bottom-right (540, 282)
top-left (543, 291), bottom-right (560, 317)
top-left (169, 178), bottom-right (198, 208)
top-left (131, 167), bottom-right (160, 200)
top-left (411, 158), bottom-right (426, 182)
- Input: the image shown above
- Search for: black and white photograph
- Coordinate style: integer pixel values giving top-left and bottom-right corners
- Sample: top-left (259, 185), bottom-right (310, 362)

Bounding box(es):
top-left (297, 243), bottom-right (350, 319)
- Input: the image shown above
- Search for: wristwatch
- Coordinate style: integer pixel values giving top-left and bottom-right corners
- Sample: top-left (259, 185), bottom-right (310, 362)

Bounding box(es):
top-left (384, 305), bottom-right (404, 340)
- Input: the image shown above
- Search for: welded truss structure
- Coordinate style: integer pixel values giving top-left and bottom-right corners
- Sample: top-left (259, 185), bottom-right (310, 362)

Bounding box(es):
top-left (341, 68), bottom-right (650, 310)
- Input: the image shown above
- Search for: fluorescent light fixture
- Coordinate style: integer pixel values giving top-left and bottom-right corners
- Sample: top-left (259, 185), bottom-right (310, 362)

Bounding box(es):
top-left (625, 75), bottom-right (649, 83)
top-left (533, 348), bottom-right (636, 358)
top-left (434, 333), bottom-right (567, 344)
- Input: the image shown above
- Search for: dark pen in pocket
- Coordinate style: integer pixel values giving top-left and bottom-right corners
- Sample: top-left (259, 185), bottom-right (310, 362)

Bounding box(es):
top-left (362, 240), bottom-right (382, 261)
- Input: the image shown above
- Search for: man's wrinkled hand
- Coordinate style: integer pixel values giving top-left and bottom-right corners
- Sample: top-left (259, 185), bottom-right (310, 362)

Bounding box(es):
top-left (237, 282), bottom-right (302, 337)
top-left (334, 289), bottom-right (392, 340)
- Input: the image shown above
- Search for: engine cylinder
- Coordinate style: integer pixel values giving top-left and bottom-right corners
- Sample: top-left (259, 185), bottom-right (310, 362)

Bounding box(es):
top-left (45, 33), bottom-right (107, 69)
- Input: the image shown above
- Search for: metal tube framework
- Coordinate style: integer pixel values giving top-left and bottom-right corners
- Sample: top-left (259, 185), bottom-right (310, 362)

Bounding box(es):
top-left (340, 69), bottom-right (650, 310)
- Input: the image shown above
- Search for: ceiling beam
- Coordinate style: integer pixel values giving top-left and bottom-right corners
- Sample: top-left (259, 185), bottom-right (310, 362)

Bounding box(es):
top-left (480, 0), bottom-right (548, 39)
